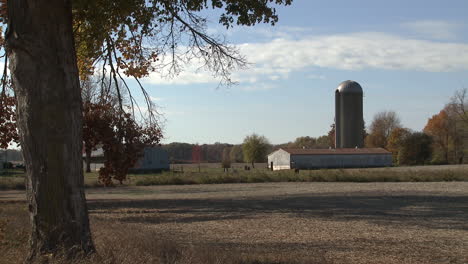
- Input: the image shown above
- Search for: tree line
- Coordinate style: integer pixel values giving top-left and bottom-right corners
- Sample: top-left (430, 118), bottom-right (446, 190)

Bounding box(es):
top-left (364, 88), bottom-right (468, 165)
top-left (163, 134), bottom-right (330, 165)
top-left (184, 88), bottom-right (468, 168)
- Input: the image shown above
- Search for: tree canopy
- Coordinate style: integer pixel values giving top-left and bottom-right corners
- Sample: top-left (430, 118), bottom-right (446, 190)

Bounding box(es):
top-left (386, 127), bottom-right (411, 164)
top-left (365, 111), bottom-right (401, 148)
top-left (1, 0), bottom-right (294, 124)
top-left (397, 132), bottom-right (433, 166)
top-left (424, 109), bottom-right (451, 163)
top-left (71, 0), bottom-right (292, 116)
top-left (242, 133), bottom-right (270, 168)
top-left (0, 0), bottom-right (294, 260)
top-left (229, 145), bottom-right (243, 162)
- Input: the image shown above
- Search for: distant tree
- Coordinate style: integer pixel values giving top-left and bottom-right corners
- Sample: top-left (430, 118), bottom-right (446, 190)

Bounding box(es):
top-left (230, 145), bottom-right (244, 162)
top-left (242, 134), bottom-right (270, 168)
top-left (424, 110), bottom-right (451, 163)
top-left (366, 111), bottom-right (401, 148)
top-left (292, 136), bottom-right (317, 149)
top-left (288, 136), bottom-right (330, 149)
top-left (200, 144), bottom-right (209, 162)
top-left (386, 127), bottom-right (411, 164)
top-left (397, 132), bottom-right (433, 166)
top-left (327, 123), bottom-right (336, 148)
top-left (444, 103), bottom-right (465, 163)
top-left (163, 142), bottom-right (194, 162)
top-left (162, 142), bottom-right (235, 163)
top-left (202, 142), bottom-right (232, 162)
top-left (450, 88), bottom-right (468, 124)
top-left (192, 145), bottom-right (202, 172)
top-left (316, 135), bottom-right (330, 148)
top-left (221, 147), bottom-right (231, 171)
top-left (449, 88), bottom-right (468, 163)
top-left (191, 145), bottom-right (202, 163)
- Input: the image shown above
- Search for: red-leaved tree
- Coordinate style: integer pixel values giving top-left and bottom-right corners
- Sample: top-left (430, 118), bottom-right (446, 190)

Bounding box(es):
top-left (0, 90), bottom-right (19, 148)
top-left (98, 110), bottom-right (162, 186)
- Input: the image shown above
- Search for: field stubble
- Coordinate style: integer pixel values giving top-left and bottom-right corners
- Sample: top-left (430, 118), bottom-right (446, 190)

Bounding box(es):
top-left (1, 182), bottom-right (468, 263)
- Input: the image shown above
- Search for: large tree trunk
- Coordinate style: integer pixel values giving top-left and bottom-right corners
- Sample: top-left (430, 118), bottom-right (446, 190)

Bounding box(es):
top-left (6, 0), bottom-right (95, 260)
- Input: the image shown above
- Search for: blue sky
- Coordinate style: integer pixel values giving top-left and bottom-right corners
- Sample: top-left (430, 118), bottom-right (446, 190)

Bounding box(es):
top-left (136, 0), bottom-right (468, 145)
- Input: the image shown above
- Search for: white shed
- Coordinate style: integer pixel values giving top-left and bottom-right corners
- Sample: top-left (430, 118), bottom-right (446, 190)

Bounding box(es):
top-left (268, 148), bottom-right (392, 170)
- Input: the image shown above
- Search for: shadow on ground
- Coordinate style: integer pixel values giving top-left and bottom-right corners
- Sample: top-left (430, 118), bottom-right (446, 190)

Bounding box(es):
top-left (87, 194), bottom-right (468, 231)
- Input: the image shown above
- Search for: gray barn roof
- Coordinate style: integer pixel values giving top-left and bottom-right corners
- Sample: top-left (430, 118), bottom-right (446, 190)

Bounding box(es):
top-left (281, 148), bottom-right (390, 155)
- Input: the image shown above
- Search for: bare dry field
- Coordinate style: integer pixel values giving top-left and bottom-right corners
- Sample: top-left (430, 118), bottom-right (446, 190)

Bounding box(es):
top-left (1, 182), bottom-right (468, 263)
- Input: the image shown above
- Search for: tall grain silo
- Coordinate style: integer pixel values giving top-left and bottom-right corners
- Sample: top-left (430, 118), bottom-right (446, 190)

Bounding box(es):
top-left (335, 80), bottom-right (364, 148)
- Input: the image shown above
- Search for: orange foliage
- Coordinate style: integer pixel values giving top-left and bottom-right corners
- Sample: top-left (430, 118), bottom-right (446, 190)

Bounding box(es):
top-left (423, 110), bottom-right (450, 162)
top-left (386, 127), bottom-right (411, 164)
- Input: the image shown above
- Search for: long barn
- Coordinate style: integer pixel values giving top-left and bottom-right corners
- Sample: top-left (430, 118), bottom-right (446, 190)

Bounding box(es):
top-left (267, 148), bottom-right (392, 170)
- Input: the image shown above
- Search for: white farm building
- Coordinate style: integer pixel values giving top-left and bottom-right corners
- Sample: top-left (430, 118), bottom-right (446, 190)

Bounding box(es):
top-left (268, 148), bottom-right (392, 170)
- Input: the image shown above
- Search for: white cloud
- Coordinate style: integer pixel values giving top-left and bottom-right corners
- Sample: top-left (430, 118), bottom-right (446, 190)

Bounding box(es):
top-left (240, 83), bottom-right (277, 91)
top-left (239, 32), bottom-right (468, 73)
top-left (141, 31), bottom-right (468, 86)
top-left (207, 25), bottom-right (318, 40)
top-left (150, 96), bottom-right (164, 102)
top-left (402, 20), bottom-right (463, 40)
top-left (162, 109), bottom-right (186, 117)
top-left (143, 65), bottom-right (218, 85)
top-left (306, 74), bottom-right (326, 80)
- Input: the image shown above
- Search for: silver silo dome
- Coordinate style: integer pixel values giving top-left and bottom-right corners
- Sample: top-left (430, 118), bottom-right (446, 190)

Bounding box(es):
top-left (335, 80), bottom-right (364, 148)
top-left (336, 80), bottom-right (363, 94)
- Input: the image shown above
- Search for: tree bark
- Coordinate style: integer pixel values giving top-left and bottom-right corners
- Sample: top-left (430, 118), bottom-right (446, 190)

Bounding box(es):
top-left (6, 0), bottom-right (95, 260)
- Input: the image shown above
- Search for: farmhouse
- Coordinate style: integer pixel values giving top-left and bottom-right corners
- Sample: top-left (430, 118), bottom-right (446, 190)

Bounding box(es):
top-left (268, 148), bottom-right (392, 170)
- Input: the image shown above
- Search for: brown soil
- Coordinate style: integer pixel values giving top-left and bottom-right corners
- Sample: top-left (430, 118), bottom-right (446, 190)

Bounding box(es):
top-left (1, 182), bottom-right (468, 263)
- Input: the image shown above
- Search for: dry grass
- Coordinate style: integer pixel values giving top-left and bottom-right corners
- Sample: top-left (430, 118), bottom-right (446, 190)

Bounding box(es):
top-left (0, 202), bottom-right (320, 264)
top-left (2, 165), bottom-right (468, 190)
top-left (133, 165), bottom-right (468, 186)
top-left (0, 202), bottom-right (29, 264)
top-left (0, 170), bottom-right (26, 190)
top-left (2, 182), bottom-right (468, 264)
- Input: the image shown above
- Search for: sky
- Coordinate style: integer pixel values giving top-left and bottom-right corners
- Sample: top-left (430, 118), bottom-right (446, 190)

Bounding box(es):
top-left (134, 0), bottom-right (468, 145)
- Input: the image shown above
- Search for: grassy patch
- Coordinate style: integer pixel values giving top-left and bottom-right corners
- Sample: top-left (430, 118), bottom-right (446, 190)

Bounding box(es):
top-left (1, 166), bottom-right (467, 190)
top-left (0, 178), bottom-right (26, 190)
top-left (133, 167), bottom-right (468, 186)
top-left (0, 169), bottom-right (26, 190)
